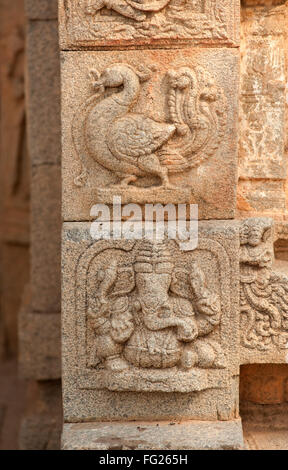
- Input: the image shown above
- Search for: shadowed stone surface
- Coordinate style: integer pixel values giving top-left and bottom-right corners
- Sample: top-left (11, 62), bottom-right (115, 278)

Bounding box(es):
top-left (62, 419), bottom-right (245, 450)
top-left (25, 0), bottom-right (58, 19)
top-left (19, 309), bottom-right (61, 380)
top-left (26, 20), bottom-right (61, 167)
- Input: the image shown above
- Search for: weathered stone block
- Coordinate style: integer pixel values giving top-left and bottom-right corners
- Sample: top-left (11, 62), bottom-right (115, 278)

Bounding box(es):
top-left (61, 48), bottom-right (239, 221)
top-left (59, 0), bottom-right (240, 49)
top-left (26, 20), bottom-right (61, 166)
top-left (239, 218), bottom-right (288, 365)
top-left (239, 3), bottom-right (287, 180)
top-left (18, 283), bottom-right (61, 380)
top-left (19, 380), bottom-right (62, 450)
top-left (62, 419), bottom-right (245, 450)
top-left (62, 220), bottom-right (240, 422)
top-left (25, 0), bottom-right (58, 19)
top-left (19, 309), bottom-right (61, 381)
top-left (31, 165), bottom-right (61, 313)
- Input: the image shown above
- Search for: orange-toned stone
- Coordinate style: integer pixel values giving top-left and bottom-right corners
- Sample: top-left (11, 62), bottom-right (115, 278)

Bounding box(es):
top-left (59, 0), bottom-right (240, 49)
top-left (240, 365), bottom-right (288, 405)
top-left (61, 48), bottom-right (239, 221)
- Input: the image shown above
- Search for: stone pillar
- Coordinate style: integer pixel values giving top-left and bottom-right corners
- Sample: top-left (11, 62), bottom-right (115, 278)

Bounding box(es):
top-left (238, 1), bottom-right (288, 222)
top-left (18, 0), bottom-right (62, 450)
top-left (59, 0), bottom-right (288, 449)
top-left (237, 1), bottom-right (288, 411)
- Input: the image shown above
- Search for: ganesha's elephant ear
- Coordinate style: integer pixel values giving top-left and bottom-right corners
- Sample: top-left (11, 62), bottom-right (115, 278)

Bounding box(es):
top-left (170, 269), bottom-right (191, 299)
top-left (111, 267), bottom-right (135, 297)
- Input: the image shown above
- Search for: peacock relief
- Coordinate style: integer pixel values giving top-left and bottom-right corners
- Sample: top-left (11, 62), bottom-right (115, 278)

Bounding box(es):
top-left (72, 63), bottom-right (227, 189)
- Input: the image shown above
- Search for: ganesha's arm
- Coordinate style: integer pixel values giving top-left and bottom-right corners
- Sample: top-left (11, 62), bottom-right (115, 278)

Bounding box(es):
top-left (189, 264), bottom-right (221, 336)
top-left (195, 291), bottom-right (221, 336)
top-left (143, 313), bottom-right (188, 331)
top-left (110, 297), bottom-right (134, 344)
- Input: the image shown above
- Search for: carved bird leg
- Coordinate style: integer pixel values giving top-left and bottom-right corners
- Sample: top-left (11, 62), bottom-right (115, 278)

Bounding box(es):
top-left (138, 154), bottom-right (176, 189)
top-left (85, 0), bottom-right (105, 14)
top-left (86, 0), bottom-right (147, 21)
top-left (112, 1), bottom-right (147, 21)
top-left (119, 174), bottom-right (138, 186)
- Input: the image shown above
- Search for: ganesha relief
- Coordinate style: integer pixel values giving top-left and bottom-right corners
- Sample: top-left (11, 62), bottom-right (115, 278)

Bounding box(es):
top-left (84, 240), bottom-right (226, 376)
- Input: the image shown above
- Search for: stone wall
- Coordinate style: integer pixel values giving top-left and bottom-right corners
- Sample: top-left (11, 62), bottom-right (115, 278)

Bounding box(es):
top-left (238, 0), bottom-right (288, 222)
top-left (238, 0), bottom-right (288, 408)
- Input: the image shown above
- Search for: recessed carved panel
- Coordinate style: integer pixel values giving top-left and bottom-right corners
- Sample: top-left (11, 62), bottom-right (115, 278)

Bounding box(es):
top-left (59, 0), bottom-right (239, 47)
top-left (240, 218), bottom-right (288, 363)
top-left (62, 49), bottom-right (239, 220)
top-left (63, 222), bottom-right (240, 394)
top-left (73, 62), bottom-right (227, 193)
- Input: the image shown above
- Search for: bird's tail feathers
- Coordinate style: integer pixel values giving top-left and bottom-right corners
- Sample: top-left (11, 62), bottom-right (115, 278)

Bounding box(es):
top-left (157, 149), bottom-right (190, 173)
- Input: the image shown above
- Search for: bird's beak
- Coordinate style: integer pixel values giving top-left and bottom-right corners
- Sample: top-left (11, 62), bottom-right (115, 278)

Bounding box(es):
top-left (93, 79), bottom-right (104, 92)
top-left (89, 69), bottom-right (105, 93)
top-left (90, 68), bottom-right (100, 81)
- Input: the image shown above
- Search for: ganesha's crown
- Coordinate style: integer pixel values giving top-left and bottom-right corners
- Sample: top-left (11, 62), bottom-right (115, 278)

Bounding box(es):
top-left (134, 240), bottom-right (173, 274)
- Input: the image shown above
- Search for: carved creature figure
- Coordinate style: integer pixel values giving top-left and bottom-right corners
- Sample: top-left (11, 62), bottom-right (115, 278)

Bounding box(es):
top-left (240, 218), bottom-right (288, 351)
top-left (73, 63), bottom-right (227, 188)
top-left (88, 241), bottom-right (225, 371)
top-left (85, 0), bottom-right (172, 22)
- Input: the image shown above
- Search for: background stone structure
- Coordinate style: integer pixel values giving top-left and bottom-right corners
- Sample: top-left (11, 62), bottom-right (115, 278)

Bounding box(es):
top-left (0, 0), bottom-right (29, 361)
top-left (0, 0), bottom-right (287, 450)
top-left (237, 0), bottom-right (288, 410)
top-left (18, 0), bottom-right (62, 450)
top-left (0, 0), bottom-right (62, 450)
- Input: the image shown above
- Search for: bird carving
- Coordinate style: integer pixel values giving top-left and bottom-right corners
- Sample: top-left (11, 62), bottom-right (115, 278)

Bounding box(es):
top-left (72, 63), bottom-right (227, 189)
top-left (85, 0), bottom-right (172, 22)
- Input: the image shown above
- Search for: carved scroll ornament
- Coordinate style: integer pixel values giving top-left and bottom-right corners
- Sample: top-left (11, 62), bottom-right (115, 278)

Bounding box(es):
top-left (240, 218), bottom-right (288, 351)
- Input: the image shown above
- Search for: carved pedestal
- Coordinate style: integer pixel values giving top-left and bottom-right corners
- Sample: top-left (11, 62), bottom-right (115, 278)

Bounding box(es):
top-left (59, 0), bottom-right (288, 450)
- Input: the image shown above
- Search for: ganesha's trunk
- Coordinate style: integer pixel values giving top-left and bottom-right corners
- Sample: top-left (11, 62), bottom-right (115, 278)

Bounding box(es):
top-left (142, 310), bottom-right (186, 332)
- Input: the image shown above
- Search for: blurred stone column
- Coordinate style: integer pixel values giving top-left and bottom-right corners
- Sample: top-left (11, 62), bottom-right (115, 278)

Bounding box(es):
top-left (0, 0), bottom-right (29, 360)
top-left (18, 0), bottom-right (62, 450)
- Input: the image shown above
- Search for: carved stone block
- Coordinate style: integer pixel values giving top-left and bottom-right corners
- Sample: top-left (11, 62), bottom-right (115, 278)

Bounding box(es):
top-left (240, 218), bottom-right (288, 365)
top-left (59, 0), bottom-right (240, 48)
top-left (19, 309), bottom-right (61, 381)
top-left (31, 165), bottom-right (61, 313)
top-left (26, 19), bottom-right (61, 166)
top-left (62, 220), bottom-right (240, 421)
top-left (61, 48), bottom-right (239, 220)
top-left (239, 4), bottom-right (287, 181)
top-left (26, 0), bottom-right (58, 19)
